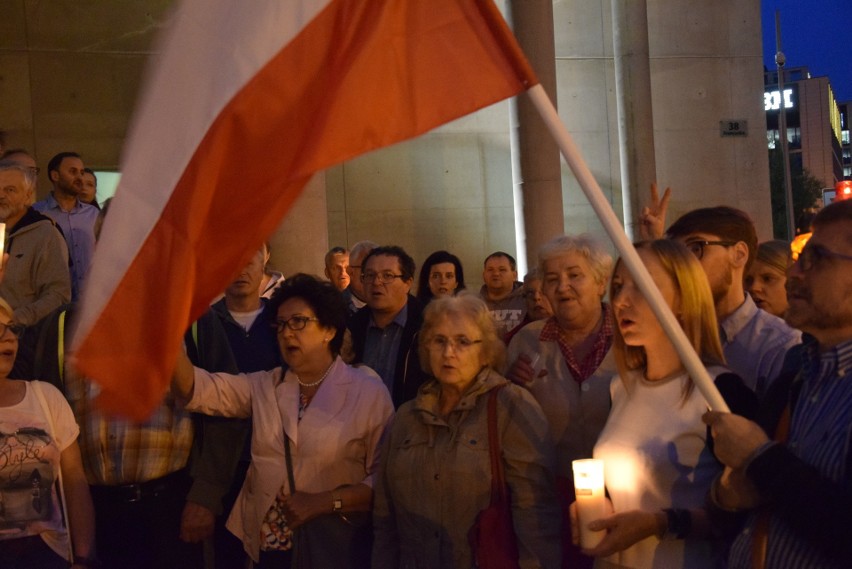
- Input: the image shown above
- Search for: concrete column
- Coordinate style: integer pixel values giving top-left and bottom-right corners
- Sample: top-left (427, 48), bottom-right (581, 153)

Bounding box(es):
top-left (508, 0), bottom-right (563, 273)
top-left (267, 172), bottom-right (329, 278)
top-left (611, 0), bottom-right (656, 240)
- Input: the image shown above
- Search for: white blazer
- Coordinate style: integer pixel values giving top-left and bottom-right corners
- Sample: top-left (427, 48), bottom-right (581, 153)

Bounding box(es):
top-left (186, 356), bottom-right (394, 561)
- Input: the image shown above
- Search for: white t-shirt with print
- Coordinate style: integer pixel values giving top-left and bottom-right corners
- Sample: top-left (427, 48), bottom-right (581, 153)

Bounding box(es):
top-left (0, 381), bottom-right (79, 558)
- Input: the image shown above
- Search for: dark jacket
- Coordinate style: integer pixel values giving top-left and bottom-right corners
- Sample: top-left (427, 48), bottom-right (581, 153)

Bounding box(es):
top-left (347, 295), bottom-right (426, 408)
top-left (210, 298), bottom-right (282, 373)
top-left (742, 341), bottom-right (852, 563)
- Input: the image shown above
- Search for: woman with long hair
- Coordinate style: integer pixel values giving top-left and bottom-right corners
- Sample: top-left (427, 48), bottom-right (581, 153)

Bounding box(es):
top-left (415, 250), bottom-right (466, 305)
top-left (576, 240), bottom-right (755, 569)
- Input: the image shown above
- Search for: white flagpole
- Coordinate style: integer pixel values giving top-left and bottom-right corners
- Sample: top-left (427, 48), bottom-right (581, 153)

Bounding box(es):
top-left (525, 84), bottom-right (730, 413)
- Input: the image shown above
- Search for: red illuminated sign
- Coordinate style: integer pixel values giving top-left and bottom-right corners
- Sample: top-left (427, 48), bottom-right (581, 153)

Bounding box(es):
top-left (837, 180), bottom-right (852, 201)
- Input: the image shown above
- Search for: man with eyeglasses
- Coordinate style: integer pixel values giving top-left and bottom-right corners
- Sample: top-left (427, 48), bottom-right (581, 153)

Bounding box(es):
top-left (704, 198), bottom-right (852, 568)
top-left (666, 206), bottom-right (800, 399)
top-left (0, 160), bottom-right (71, 326)
top-left (347, 245), bottom-right (425, 407)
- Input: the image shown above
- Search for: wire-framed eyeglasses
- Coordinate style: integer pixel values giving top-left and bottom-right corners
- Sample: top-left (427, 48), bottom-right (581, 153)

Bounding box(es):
top-left (428, 336), bottom-right (483, 352)
top-left (361, 271), bottom-right (405, 284)
top-left (796, 243), bottom-right (852, 272)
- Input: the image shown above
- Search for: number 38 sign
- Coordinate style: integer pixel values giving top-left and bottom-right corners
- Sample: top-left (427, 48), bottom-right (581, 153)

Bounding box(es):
top-left (720, 119), bottom-right (748, 137)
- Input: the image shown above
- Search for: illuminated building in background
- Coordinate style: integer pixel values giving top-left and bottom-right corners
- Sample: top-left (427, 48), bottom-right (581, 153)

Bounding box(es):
top-left (840, 102), bottom-right (851, 180)
top-left (764, 66), bottom-right (844, 188)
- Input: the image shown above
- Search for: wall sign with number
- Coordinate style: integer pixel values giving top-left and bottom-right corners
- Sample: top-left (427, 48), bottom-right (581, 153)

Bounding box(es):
top-left (720, 119), bottom-right (748, 137)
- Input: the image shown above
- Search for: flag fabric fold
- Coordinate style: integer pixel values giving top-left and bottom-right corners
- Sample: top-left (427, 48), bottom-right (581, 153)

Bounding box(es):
top-left (72, 0), bottom-right (538, 420)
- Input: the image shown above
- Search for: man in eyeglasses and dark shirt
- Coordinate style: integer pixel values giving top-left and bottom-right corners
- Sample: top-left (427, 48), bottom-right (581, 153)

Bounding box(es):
top-left (347, 245), bottom-right (425, 408)
top-left (665, 206), bottom-right (800, 399)
top-left (705, 198), bottom-right (852, 568)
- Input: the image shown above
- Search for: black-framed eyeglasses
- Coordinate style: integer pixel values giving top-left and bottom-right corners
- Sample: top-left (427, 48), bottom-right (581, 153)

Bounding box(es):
top-left (272, 315), bottom-right (320, 332)
top-left (361, 271), bottom-right (405, 284)
top-left (0, 322), bottom-right (24, 339)
top-left (796, 243), bottom-right (852, 272)
top-left (428, 336), bottom-right (483, 352)
top-left (684, 240), bottom-right (738, 260)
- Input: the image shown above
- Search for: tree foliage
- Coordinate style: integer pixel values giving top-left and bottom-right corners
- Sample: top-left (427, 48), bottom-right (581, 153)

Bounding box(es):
top-left (768, 148), bottom-right (824, 238)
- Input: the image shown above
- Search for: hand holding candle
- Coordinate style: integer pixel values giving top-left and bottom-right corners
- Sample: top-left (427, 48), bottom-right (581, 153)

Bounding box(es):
top-left (572, 459), bottom-right (607, 549)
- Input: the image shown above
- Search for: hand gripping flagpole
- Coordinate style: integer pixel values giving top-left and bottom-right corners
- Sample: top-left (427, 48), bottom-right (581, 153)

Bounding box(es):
top-left (525, 84), bottom-right (730, 413)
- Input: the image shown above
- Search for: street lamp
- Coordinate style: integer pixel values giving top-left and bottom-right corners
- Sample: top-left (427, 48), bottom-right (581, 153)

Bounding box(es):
top-left (776, 11), bottom-right (795, 239)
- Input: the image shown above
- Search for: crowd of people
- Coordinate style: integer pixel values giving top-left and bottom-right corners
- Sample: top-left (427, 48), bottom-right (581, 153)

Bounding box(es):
top-left (0, 147), bottom-right (849, 569)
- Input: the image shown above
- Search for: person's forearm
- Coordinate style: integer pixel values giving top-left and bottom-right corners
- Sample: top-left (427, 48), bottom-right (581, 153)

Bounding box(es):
top-left (331, 482), bottom-right (372, 513)
top-left (172, 349), bottom-right (195, 401)
top-left (62, 451), bottom-right (96, 558)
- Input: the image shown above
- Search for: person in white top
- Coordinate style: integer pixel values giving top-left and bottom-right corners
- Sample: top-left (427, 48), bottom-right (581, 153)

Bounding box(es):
top-left (575, 240), bottom-right (755, 569)
top-left (172, 274), bottom-right (393, 568)
top-left (0, 296), bottom-right (95, 568)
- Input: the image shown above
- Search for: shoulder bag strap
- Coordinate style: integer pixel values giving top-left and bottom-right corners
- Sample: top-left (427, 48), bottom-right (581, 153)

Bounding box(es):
top-left (30, 380), bottom-right (74, 563)
top-left (486, 383), bottom-right (508, 504)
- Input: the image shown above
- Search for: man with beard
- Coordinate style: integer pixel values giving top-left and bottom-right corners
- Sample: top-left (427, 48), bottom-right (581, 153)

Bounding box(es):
top-left (704, 198), bottom-right (852, 568)
top-left (33, 152), bottom-right (99, 300)
top-left (0, 161), bottom-right (70, 325)
top-left (666, 206), bottom-right (800, 398)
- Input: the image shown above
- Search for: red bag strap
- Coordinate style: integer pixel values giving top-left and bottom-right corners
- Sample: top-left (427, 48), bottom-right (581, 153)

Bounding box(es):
top-left (486, 383), bottom-right (508, 504)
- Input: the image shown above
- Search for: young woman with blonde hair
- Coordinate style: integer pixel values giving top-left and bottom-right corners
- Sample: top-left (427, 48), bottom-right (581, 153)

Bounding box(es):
top-left (575, 240), bottom-right (756, 569)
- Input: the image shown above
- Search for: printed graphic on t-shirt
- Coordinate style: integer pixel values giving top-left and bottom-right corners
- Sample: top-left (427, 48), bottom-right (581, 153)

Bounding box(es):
top-left (490, 308), bottom-right (524, 335)
top-left (0, 423), bottom-right (57, 535)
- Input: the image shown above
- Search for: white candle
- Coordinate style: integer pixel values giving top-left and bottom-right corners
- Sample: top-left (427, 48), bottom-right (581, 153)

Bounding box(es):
top-left (0, 222), bottom-right (5, 255)
top-left (572, 459), bottom-right (607, 549)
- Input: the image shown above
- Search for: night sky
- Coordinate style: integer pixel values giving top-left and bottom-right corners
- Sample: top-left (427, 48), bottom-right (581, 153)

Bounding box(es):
top-left (761, 0), bottom-right (852, 102)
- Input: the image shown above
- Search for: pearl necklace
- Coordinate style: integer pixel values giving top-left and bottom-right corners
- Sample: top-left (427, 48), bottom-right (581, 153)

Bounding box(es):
top-left (295, 361), bottom-right (334, 388)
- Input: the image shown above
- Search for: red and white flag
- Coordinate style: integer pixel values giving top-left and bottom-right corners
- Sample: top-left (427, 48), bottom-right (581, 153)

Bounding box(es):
top-left (72, 0), bottom-right (538, 419)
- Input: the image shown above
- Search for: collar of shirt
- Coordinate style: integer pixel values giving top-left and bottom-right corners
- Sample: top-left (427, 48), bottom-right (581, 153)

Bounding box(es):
top-left (539, 302), bottom-right (613, 383)
top-left (719, 294), bottom-right (757, 344)
top-left (42, 192), bottom-right (86, 213)
top-left (369, 302), bottom-right (408, 330)
top-left (800, 334), bottom-right (852, 381)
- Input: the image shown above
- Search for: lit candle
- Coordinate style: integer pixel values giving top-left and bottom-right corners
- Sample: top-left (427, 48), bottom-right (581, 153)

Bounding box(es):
top-left (572, 458), bottom-right (607, 549)
top-left (0, 222), bottom-right (5, 254)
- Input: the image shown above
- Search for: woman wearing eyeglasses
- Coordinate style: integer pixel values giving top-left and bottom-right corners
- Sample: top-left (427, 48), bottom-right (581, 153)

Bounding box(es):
top-left (372, 293), bottom-right (562, 568)
top-left (172, 274), bottom-right (393, 569)
top-left (0, 297), bottom-right (96, 568)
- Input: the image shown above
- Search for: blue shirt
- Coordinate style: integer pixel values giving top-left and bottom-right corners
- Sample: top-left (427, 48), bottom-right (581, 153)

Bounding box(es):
top-left (728, 336), bottom-right (852, 568)
top-left (33, 194), bottom-right (99, 301)
top-left (720, 295), bottom-right (801, 399)
top-left (363, 304), bottom-right (408, 394)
